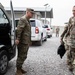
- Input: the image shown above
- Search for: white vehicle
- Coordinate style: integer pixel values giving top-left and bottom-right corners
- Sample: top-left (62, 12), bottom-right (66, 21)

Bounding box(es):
top-left (44, 24), bottom-right (53, 38)
top-left (0, 1), bottom-right (16, 75)
top-left (30, 19), bottom-right (47, 46)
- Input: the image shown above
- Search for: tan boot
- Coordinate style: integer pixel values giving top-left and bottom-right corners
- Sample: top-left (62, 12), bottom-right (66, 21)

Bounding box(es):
top-left (21, 68), bottom-right (27, 74)
top-left (68, 65), bottom-right (74, 72)
top-left (15, 69), bottom-right (22, 75)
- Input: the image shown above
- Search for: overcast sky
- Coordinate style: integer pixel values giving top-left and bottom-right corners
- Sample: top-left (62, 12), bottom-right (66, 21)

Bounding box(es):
top-left (0, 0), bottom-right (75, 26)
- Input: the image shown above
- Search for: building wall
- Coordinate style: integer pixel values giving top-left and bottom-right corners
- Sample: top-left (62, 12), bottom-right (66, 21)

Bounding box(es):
top-left (6, 11), bottom-right (41, 20)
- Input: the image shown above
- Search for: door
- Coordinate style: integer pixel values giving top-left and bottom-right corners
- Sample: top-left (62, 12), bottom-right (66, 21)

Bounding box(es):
top-left (30, 20), bottom-right (36, 37)
top-left (10, 0), bottom-right (16, 58)
top-left (10, 0), bottom-right (16, 45)
top-left (0, 7), bottom-right (11, 46)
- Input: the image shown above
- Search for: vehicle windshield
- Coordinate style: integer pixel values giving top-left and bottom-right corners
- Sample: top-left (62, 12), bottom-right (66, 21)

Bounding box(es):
top-left (0, 9), bottom-right (9, 24)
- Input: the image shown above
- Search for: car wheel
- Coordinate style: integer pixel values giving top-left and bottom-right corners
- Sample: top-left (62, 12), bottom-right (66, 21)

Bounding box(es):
top-left (0, 50), bottom-right (8, 75)
top-left (38, 39), bottom-right (42, 46)
top-left (48, 35), bottom-right (50, 38)
top-left (50, 35), bottom-right (52, 37)
top-left (38, 35), bottom-right (43, 46)
top-left (44, 36), bottom-right (47, 41)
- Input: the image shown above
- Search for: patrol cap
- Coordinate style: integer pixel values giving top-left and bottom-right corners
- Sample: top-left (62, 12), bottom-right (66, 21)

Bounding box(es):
top-left (26, 8), bottom-right (35, 14)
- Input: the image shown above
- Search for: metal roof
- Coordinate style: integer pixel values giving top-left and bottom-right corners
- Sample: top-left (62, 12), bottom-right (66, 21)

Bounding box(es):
top-left (5, 7), bottom-right (51, 12)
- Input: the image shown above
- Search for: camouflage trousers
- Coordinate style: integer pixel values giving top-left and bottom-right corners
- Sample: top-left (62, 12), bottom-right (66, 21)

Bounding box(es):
top-left (67, 47), bottom-right (75, 68)
top-left (64, 43), bottom-right (69, 51)
top-left (56, 32), bottom-right (59, 37)
top-left (16, 43), bottom-right (29, 69)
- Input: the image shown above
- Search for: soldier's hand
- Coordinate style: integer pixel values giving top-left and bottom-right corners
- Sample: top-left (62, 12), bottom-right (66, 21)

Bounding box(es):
top-left (15, 39), bottom-right (19, 45)
top-left (60, 37), bottom-right (63, 43)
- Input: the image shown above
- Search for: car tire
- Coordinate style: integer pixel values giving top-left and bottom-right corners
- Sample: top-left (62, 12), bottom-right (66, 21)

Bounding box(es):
top-left (0, 50), bottom-right (8, 75)
top-left (38, 35), bottom-right (43, 46)
top-left (48, 35), bottom-right (50, 38)
top-left (44, 36), bottom-right (47, 41)
top-left (50, 35), bottom-right (52, 37)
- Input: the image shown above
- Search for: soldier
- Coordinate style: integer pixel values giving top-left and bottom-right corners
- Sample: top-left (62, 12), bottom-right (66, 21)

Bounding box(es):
top-left (56, 27), bottom-right (60, 37)
top-left (61, 6), bottom-right (75, 72)
top-left (60, 24), bottom-right (68, 49)
top-left (15, 8), bottom-right (35, 75)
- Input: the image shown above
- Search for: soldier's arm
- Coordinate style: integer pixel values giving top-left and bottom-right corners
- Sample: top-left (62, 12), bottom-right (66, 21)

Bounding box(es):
top-left (65, 18), bottom-right (71, 37)
top-left (60, 25), bottom-right (68, 40)
top-left (16, 18), bottom-right (26, 40)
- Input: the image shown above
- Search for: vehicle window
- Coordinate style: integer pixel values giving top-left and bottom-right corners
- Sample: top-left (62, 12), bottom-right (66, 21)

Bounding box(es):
top-left (15, 20), bottom-right (19, 27)
top-left (44, 25), bottom-right (48, 28)
top-left (0, 9), bottom-right (9, 24)
top-left (30, 20), bottom-right (35, 27)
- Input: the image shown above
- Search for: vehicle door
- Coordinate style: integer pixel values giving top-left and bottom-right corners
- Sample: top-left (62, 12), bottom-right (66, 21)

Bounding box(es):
top-left (0, 3), bottom-right (11, 45)
top-left (41, 23), bottom-right (47, 39)
top-left (10, 0), bottom-right (16, 57)
top-left (30, 20), bottom-right (36, 37)
top-left (10, 0), bottom-right (16, 45)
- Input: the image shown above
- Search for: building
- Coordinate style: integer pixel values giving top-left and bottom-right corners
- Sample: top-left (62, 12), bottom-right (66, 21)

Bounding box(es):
top-left (5, 7), bottom-right (53, 23)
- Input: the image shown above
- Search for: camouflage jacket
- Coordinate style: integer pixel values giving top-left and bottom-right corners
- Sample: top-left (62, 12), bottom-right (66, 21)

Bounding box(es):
top-left (16, 15), bottom-right (31, 44)
top-left (61, 25), bottom-right (68, 39)
top-left (56, 27), bottom-right (60, 33)
top-left (61, 16), bottom-right (75, 38)
top-left (66, 16), bottom-right (75, 37)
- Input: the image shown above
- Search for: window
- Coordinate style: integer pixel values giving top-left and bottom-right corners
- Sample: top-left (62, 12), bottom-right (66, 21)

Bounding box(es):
top-left (30, 20), bottom-right (35, 27)
top-left (15, 20), bottom-right (19, 27)
top-left (44, 25), bottom-right (48, 28)
top-left (0, 9), bottom-right (9, 24)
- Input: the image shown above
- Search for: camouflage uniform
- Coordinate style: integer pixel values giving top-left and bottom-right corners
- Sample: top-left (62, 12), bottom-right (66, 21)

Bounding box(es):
top-left (65, 17), bottom-right (75, 70)
top-left (61, 25), bottom-right (68, 39)
top-left (61, 25), bottom-right (68, 50)
top-left (16, 15), bottom-right (31, 69)
top-left (56, 27), bottom-right (60, 37)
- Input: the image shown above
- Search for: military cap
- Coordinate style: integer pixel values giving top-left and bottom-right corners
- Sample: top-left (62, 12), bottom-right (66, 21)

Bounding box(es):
top-left (26, 8), bottom-right (35, 14)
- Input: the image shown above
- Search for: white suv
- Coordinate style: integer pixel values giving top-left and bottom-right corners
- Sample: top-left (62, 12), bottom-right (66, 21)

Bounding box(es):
top-left (44, 24), bottom-right (53, 38)
top-left (30, 19), bottom-right (47, 46)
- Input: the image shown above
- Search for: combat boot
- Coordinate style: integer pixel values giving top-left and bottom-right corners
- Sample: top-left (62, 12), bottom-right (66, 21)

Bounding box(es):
top-left (21, 68), bottom-right (27, 74)
top-left (15, 69), bottom-right (22, 75)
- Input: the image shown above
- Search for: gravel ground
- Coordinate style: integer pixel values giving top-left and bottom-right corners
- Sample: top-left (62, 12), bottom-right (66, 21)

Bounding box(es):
top-left (5, 34), bottom-right (74, 75)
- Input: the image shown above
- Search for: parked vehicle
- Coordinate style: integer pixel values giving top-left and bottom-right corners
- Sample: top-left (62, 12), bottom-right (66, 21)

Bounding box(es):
top-left (0, 1), bottom-right (16, 75)
top-left (15, 18), bottom-right (47, 46)
top-left (30, 19), bottom-right (47, 46)
top-left (44, 24), bottom-right (53, 38)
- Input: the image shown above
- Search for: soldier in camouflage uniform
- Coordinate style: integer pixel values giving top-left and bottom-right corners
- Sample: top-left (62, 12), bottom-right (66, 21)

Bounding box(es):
top-left (56, 27), bottom-right (60, 37)
top-left (15, 8), bottom-right (35, 75)
top-left (61, 6), bottom-right (75, 72)
top-left (61, 24), bottom-right (68, 50)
